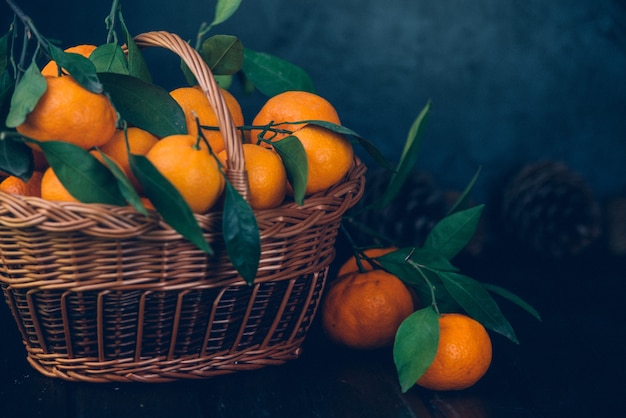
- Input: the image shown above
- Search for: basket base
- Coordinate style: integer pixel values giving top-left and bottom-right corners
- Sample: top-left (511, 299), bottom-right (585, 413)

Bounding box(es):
top-left (24, 341), bottom-right (305, 383)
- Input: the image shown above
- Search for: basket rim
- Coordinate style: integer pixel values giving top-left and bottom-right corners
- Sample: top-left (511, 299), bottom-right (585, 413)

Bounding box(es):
top-left (0, 157), bottom-right (366, 238)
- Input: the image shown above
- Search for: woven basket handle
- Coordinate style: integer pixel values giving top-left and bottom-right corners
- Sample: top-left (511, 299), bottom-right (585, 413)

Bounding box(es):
top-left (132, 31), bottom-right (250, 201)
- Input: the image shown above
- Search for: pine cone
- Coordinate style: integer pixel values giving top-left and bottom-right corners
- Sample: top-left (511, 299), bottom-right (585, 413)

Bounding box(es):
top-left (500, 161), bottom-right (602, 258)
top-left (347, 167), bottom-right (447, 248)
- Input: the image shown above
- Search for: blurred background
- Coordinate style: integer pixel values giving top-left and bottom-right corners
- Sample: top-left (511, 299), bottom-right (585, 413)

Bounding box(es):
top-left (2, 3), bottom-right (626, 415)
top-left (2, 0), bottom-right (625, 257)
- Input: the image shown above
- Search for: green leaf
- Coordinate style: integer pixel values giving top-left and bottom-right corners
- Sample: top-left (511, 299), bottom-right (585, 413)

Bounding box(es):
top-left (272, 135), bottom-right (308, 205)
top-left (119, 9), bottom-right (152, 83)
top-left (423, 205), bottom-right (484, 260)
top-left (373, 101), bottom-right (430, 209)
top-left (90, 43), bottom-right (129, 75)
top-left (222, 180), bottom-right (260, 285)
top-left (0, 137), bottom-right (33, 181)
top-left (406, 247), bottom-right (459, 273)
top-left (48, 44), bottom-right (102, 93)
top-left (446, 166), bottom-right (481, 216)
top-left (439, 272), bottom-right (518, 343)
top-left (393, 306), bottom-right (440, 393)
top-left (214, 74), bottom-right (233, 89)
top-left (98, 72), bottom-right (187, 137)
top-left (94, 149), bottom-right (147, 216)
top-left (35, 140), bottom-right (126, 205)
top-left (242, 48), bottom-right (315, 96)
top-left (376, 247), bottom-right (460, 313)
top-left (0, 31), bottom-right (9, 75)
top-left (303, 120), bottom-right (393, 170)
top-left (200, 35), bottom-right (244, 76)
top-left (482, 283), bottom-right (542, 322)
top-left (0, 70), bottom-right (15, 126)
top-left (5, 62), bottom-right (46, 128)
top-left (211, 0), bottom-right (242, 28)
top-left (129, 153), bottom-right (212, 253)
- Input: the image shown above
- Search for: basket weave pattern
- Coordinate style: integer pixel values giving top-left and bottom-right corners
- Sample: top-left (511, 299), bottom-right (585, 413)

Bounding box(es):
top-left (0, 32), bottom-right (366, 382)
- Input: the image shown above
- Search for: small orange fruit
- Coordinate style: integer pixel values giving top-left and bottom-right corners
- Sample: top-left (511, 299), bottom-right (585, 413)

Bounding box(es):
top-left (170, 86), bottom-right (244, 154)
top-left (145, 134), bottom-right (224, 213)
top-left (417, 313), bottom-right (493, 391)
top-left (337, 247), bottom-right (399, 277)
top-left (40, 151), bottom-right (124, 202)
top-left (251, 90), bottom-right (341, 143)
top-left (0, 171), bottom-right (43, 197)
top-left (41, 44), bottom-right (98, 76)
top-left (321, 269), bottom-right (414, 350)
top-left (217, 143), bottom-right (287, 210)
top-left (40, 166), bottom-right (78, 202)
top-left (16, 75), bottom-right (118, 151)
top-left (100, 127), bottom-right (159, 192)
top-left (289, 124), bottom-right (353, 195)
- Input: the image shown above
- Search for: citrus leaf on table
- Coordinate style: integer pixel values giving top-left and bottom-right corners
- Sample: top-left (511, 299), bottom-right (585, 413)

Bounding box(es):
top-left (376, 247), bottom-right (461, 313)
top-left (0, 137), bottom-right (33, 181)
top-left (405, 247), bottom-right (459, 273)
top-left (393, 306), bottom-right (440, 393)
top-left (272, 135), bottom-right (308, 206)
top-left (48, 44), bottom-right (102, 93)
top-left (423, 205), bottom-right (484, 260)
top-left (222, 180), bottom-right (260, 285)
top-left (242, 48), bottom-right (315, 96)
top-left (446, 166), bottom-right (481, 216)
top-left (35, 140), bottom-right (126, 205)
top-left (439, 272), bottom-right (518, 343)
top-left (373, 101), bottom-right (430, 209)
top-left (90, 43), bottom-right (129, 75)
top-left (482, 283), bottom-right (542, 322)
top-left (200, 35), bottom-right (244, 76)
top-left (5, 62), bottom-right (46, 128)
top-left (99, 72), bottom-right (186, 137)
top-left (129, 153), bottom-right (212, 254)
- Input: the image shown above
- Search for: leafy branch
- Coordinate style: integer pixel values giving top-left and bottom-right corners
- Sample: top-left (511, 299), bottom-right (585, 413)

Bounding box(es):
top-left (338, 102), bottom-right (541, 392)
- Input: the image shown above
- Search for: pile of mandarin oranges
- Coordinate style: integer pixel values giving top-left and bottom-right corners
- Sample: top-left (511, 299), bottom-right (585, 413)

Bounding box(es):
top-left (322, 247), bottom-right (493, 391)
top-left (1, 44), bottom-right (354, 213)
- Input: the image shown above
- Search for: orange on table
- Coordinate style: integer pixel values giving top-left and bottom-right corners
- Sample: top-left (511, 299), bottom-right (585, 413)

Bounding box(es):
top-left (217, 143), bottom-right (287, 210)
top-left (250, 90), bottom-right (341, 143)
top-left (100, 127), bottom-right (159, 192)
top-left (321, 269), bottom-right (415, 350)
top-left (169, 86), bottom-right (244, 154)
top-left (417, 313), bottom-right (492, 391)
top-left (338, 247), bottom-right (399, 277)
top-left (0, 171), bottom-right (43, 197)
top-left (145, 134), bottom-right (224, 213)
top-left (41, 44), bottom-right (98, 76)
top-left (16, 75), bottom-right (117, 151)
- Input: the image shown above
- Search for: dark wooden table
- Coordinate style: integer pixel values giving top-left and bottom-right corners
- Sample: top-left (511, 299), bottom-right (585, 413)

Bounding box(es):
top-left (1, 247), bottom-right (624, 417)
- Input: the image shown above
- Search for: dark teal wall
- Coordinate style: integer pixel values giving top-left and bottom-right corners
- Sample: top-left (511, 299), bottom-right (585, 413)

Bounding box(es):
top-left (3, 0), bottom-right (625, 202)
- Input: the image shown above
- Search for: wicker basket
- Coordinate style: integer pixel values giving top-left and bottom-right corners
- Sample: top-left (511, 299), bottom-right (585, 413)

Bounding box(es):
top-left (0, 31), bottom-right (366, 382)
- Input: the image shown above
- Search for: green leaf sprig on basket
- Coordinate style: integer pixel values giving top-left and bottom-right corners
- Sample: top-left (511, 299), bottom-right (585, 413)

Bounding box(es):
top-left (340, 103), bottom-right (541, 393)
